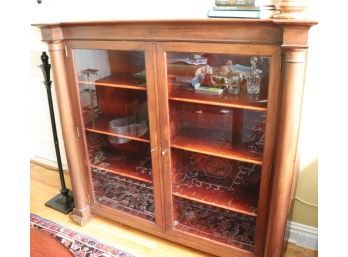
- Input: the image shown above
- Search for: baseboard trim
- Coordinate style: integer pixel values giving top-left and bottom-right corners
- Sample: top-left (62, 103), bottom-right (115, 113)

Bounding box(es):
top-left (31, 156), bottom-right (68, 171)
top-left (287, 221), bottom-right (318, 250)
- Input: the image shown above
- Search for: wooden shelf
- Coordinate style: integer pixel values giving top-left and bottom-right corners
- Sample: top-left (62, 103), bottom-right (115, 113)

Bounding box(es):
top-left (84, 114), bottom-right (150, 143)
top-left (172, 177), bottom-right (259, 217)
top-left (170, 128), bottom-right (263, 165)
top-left (169, 88), bottom-right (267, 112)
top-left (90, 162), bottom-right (152, 184)
top-left (87, 136), bottom-right (153, 184)
top-left (79, 73), bottom-right (147, 91)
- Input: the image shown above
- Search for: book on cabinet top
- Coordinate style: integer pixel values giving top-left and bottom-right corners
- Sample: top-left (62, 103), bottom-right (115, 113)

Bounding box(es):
top-left (215, 0), bottom-right (255, 6)
top-left (213, 5), bottom-right (275, 11)
top-left (207, 9), bottom-right (279, 19)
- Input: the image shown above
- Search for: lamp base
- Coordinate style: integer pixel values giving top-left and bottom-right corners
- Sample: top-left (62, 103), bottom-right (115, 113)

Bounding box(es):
top-left (45, 191), bottom-right (75, 214)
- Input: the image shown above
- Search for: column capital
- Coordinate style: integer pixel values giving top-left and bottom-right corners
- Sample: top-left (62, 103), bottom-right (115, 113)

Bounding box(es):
top-left (39, 25), bottom-right (64, 42)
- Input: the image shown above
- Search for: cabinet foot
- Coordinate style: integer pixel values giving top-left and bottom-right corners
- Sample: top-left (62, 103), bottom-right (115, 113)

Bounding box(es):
top-left (69, 206), bottom-right (92, 226)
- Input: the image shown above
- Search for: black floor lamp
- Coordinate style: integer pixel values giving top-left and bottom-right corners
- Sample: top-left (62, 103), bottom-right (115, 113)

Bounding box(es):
top-left (39, 51), bottom-right (75, 214)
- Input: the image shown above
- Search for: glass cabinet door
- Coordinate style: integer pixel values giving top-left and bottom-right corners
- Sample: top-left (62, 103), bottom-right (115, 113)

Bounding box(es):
top-left (158, 43), bottom-right (280, 253)
top-left (70, 43), bottom-right (158, 224)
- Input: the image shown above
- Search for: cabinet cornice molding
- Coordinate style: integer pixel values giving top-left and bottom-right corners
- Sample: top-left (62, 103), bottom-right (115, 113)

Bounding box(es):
top-left (273, 19), bottom-right (317, 49)
top-left (281, 26), bottom-right (312, 49)
top-left (35, 19), bottom-right (317, 46)
top-left (40, 25), bottom-right (64, 42)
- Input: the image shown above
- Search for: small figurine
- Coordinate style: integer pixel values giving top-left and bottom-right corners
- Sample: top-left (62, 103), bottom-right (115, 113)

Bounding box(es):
top-left (201, 65), bottom-right (216, 86)
top-left (219, 59), bottom-right (233, 77)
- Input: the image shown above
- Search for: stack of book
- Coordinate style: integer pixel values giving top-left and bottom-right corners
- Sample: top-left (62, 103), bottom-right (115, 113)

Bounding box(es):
top-left (207, 0), bottom-right (279, 19)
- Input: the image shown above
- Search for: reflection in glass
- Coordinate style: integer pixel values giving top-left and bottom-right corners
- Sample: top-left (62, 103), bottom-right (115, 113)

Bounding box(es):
top-left (246, 57), bottom-right (262, 95)
top-left (172, 149), bottom-right (261, 215)
top-left (167, 51), bottom-right (270, 250)
top-left (173, 197), bottom-right (256, 252)
top-left (72, 49), bottom-right (155, 222)
top-left (169, 102), bottom-right (266, 160)
top-left (73, 49), bottom-right (148, 133)
top-left (167, 52), bottom-right (269, 101)
top-left (92, 168), bottom-right (155, 221)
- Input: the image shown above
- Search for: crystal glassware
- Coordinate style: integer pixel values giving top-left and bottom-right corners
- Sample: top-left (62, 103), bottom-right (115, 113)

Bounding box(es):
top-left (227, 74), bottom-right (242, 94)
top-left (246, 72), bottom-right (261, 95)
top-left (247, 57), bottom-right (262, 95)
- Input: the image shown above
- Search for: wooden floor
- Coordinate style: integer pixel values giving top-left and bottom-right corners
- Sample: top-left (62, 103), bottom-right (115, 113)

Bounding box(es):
top-left (30, 163), bottom-right (317, 257)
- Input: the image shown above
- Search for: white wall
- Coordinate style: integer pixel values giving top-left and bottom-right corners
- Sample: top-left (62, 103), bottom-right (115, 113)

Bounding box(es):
top-left (30, 0), bottom-right (214, 23)
top-left (30, 29), bottom-right (68, 167)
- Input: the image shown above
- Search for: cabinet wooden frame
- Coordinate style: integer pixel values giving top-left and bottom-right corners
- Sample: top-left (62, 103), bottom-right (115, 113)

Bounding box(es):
top-left (64, 40), bottom-right (165, 232)
top-left (35, 19), bottom-right (316, 257)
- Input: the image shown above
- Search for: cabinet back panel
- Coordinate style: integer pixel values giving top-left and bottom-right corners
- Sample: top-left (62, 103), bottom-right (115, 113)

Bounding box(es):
top-left (97, 87), bottom-right (147, 116)
top-left (108, 51), bottom-right (145, 74)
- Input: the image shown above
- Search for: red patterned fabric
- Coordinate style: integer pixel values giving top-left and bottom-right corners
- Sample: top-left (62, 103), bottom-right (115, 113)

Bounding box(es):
top-left (30, 213), bottom-right (134, 257)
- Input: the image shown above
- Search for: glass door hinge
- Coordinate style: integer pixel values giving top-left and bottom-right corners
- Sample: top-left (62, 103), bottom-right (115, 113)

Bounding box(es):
top-left (64, 45), bottom-right (68, 58)
top-left (269, 165), bottom-right (273, 181)
top-left (76, 126), bottom-right (80, 138)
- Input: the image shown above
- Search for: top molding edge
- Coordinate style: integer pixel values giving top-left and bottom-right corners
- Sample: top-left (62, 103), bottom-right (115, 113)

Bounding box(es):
top-left (32, 18), bottom-right (318, 28)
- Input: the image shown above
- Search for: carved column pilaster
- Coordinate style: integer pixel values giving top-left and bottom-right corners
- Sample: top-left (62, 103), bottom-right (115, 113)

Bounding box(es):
top-left (263, 20), bottom-right (316, 256)
top-left (264, 47), bottom-right (307, 257)
top-left (40, 26), bottom-right (92, 225)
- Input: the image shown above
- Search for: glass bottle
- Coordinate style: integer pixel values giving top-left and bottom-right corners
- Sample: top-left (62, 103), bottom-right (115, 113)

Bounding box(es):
top-left (247, 57), bottom-right (262, 95)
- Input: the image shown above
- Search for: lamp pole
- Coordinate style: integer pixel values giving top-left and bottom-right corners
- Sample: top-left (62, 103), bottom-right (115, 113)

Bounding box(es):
top-left (39, 51), bottom-right (75, 214)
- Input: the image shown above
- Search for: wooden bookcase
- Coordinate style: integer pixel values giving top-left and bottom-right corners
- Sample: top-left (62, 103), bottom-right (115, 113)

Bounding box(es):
top-left (35, 19), bottom-right (316, 257)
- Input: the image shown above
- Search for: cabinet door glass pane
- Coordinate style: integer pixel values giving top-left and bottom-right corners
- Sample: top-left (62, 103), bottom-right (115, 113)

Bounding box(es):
top-left (167, 51), bottom-right (270, 251)
top-left (73, 49), bottom-right (155, 222)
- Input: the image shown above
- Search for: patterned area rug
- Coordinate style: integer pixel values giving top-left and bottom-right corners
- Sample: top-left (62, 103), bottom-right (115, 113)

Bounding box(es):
top-left (30, 213), bottom-right (134, 257)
